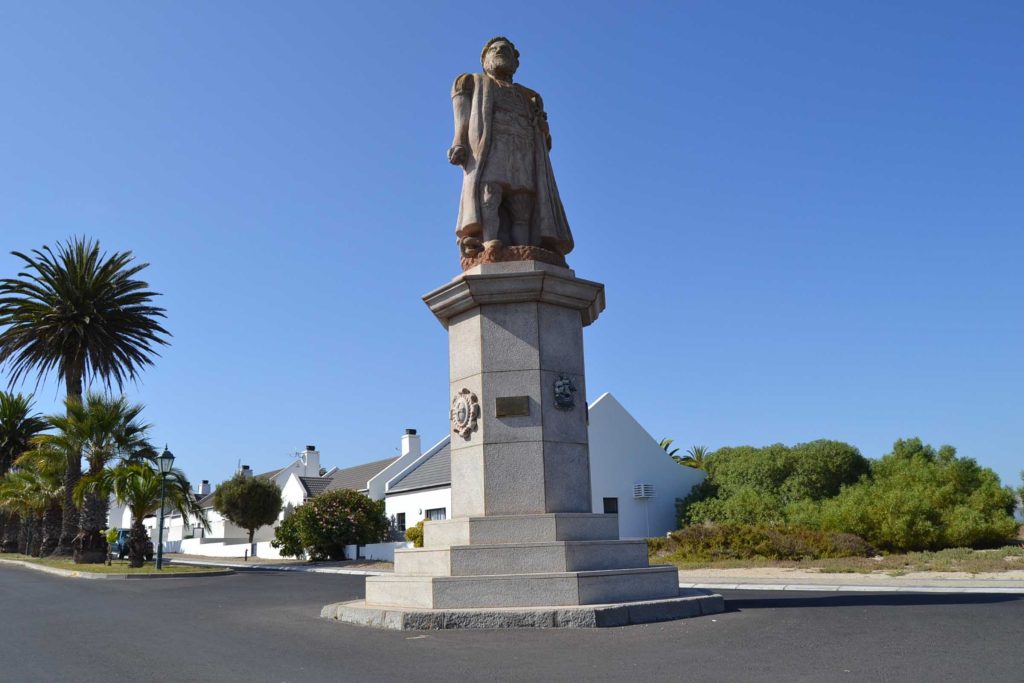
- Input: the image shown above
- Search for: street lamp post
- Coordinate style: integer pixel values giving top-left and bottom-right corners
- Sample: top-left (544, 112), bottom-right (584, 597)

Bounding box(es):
top-left (155, 446), bottom-right (175, 570)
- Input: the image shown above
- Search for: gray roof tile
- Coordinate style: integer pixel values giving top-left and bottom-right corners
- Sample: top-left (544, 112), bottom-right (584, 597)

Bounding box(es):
top-left (324, 457), bottom-right (398, 493)
top-left (299, 476), bottom-right (331, 497)
top-left (387, 442), bottom-right (451, 493)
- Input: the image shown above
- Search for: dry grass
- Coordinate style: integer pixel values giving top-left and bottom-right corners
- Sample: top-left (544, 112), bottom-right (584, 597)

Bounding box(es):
top-left (3, 554), bottom-right (227, 574)
top-left (651, 546), bottom-right (1024, 574)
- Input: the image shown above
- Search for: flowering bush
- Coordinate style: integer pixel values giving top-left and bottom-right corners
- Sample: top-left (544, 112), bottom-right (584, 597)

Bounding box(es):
top-left (271, 489), bottom-right (389, 560)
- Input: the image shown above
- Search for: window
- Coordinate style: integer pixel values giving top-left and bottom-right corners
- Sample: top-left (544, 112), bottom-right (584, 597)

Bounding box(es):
top-left (395, 513), bottom-right (406, 532)
top-left (425, 507), bottom-right (447, 521)
top-left (602, 497), bottom-right (618, 514)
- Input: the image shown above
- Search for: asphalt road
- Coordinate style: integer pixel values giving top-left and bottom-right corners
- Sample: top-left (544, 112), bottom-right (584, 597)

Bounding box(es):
top-left (1, 566), bottom-right (1021, 682)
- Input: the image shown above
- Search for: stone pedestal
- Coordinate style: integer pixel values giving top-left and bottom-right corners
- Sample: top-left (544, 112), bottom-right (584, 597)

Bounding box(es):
top-left (323, 262), bottom-right (722, 629)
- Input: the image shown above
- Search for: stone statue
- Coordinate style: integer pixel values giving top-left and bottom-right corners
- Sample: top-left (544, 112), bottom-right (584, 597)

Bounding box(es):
top-left (448, 37), bottom-right (574, 269)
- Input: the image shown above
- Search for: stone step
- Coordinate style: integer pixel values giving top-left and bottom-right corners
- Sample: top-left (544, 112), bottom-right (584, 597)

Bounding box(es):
top-left (364, 565), bottom-right (680, 610)
top-left (394, 540), bottom-right (649, 577)
top-left (423, 513), bottom-right (618, 548)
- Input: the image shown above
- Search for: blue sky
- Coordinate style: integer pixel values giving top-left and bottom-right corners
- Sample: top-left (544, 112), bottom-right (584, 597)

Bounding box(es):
top-left (1, 2), bottom-right (1021, 489)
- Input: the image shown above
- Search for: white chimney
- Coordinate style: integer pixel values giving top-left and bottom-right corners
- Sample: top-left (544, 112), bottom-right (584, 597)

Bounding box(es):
top-left (401, 429), bottom-right (421, 459)
top-left (302, 445), bottom-right (321, 477)
top-left (240, 465), bottom-right (252, 478)
top-left (196, 480), bottom-right (211, 496)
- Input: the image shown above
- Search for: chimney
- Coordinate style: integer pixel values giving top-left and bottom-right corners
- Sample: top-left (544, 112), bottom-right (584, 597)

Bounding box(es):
top-left (196, 480), bottom-right (211, 496)
top-left (400, 428), bottom-right (421, 459)
top-left (241, 465), bottom-right (252, 478)
top-left (302, 445), bottom-right (321, 477)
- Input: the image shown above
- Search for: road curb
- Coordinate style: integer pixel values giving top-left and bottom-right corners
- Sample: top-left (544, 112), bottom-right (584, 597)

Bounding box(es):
top-left (680, 581), bottom-right (1024, 595)
top-left (166, 558), bottom-right (390, 576)
top-left (0, 557), bottom-right (235, 579)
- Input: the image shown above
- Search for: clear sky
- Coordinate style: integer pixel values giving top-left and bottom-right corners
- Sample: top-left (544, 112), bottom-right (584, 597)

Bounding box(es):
top-left (1, 2), bottom-right (1021, 489)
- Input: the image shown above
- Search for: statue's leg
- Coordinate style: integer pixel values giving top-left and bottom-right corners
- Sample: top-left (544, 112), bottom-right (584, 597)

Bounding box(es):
top-left (506, 192), bottom-right (535, 247)
top-left (480, 182), bottom-right (504, 248)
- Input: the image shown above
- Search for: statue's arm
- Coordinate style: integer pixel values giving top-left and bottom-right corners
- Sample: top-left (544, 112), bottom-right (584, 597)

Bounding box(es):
top-left (448, 74), bottom-right (473, 166)
top-left (526, 88), bottom-right (553, 151)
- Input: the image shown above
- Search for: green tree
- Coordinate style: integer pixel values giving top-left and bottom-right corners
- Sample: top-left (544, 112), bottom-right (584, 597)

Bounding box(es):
top-left (0, 392), bottom-right (47, 551)
top-left (76, 462), bottom-right (207, 568)
top-left (8, 444), bottom-right (66, 556)
top-left (0, 238), bottom-right (170, 556)
top-left (36, 394), bottom-right (155, 563)
top-left (817, 438), bottom-right (1017, 552)
top-left (212, 474), bottom-right (284, 546)
top-left (680, 440), bottom-right (869, 525)
top-left (272, 489), bottom-right (388, 561)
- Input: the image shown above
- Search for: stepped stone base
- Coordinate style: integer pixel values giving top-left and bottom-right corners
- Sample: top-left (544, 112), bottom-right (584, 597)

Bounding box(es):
top-left (322, 590), bottom-right (724, 630)
top-left (423, 513), bottom-right (618, 547)
top-left (395, 539), bottom-right (648, 576)
top-left (365, 565), bottom-right (680, 609)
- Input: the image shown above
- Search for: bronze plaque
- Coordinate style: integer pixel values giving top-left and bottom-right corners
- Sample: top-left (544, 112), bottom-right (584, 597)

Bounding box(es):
top-left (495, 396), bottom-right (530, 418)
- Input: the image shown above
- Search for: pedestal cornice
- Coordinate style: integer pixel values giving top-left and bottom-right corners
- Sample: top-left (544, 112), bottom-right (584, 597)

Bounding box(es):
top-left (423, 262), bottom-right (606, 329)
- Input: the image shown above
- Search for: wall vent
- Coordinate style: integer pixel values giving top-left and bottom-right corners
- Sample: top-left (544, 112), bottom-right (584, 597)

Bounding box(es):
top-left (633, 483), bottom-right (655, 499)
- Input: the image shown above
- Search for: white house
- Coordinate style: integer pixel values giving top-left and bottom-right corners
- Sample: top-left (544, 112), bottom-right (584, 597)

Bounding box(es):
top-left (121, 392), bottom-right (702, 561)
top-left (382, 392), bottom-right (704, 539)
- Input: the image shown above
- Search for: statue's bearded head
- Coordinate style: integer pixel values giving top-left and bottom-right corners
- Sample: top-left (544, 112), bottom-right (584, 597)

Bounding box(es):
top-left (482, 37), bottom-right (519, 80)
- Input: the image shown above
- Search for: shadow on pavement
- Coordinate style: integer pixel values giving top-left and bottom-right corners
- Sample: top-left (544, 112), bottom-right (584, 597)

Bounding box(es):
top-left (726, 592), bottom-right (1023, 611)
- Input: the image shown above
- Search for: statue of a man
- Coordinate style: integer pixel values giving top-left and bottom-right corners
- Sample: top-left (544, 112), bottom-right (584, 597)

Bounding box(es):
top-left (448, 37), bottom-right (573, 266)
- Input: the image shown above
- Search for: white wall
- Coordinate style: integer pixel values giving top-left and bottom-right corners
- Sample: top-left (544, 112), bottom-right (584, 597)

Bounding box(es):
top-left (587, 393), bottom-right (704, 538)
top-left (385, 487), bottom-right (452, 531)
top-left (177, 538), bottom-right (287, 559)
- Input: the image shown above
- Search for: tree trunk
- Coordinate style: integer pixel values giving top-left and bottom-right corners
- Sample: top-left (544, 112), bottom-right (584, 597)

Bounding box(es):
top-left (52, 370), bottom-right (82, 557)
top-left (18, 516), bottom-right (31, 555)
top-left (29, 512), bottom-right (43, 557)
top-left (73, 491), bottom-right (108, 564)
top-left (0, 512), bottom-right (19, 553)
top-left (128, 519), bottom-right (148, 569)
top-left (39, 500), bottom-right (62, 557)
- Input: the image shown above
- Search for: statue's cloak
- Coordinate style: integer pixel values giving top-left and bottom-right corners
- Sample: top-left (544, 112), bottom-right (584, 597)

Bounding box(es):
top-left (454, 73), bottom-right (573, 255)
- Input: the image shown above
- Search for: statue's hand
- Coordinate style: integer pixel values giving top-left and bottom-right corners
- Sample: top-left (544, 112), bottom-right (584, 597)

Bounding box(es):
top-left (448, 145), bottom-right (467, 166)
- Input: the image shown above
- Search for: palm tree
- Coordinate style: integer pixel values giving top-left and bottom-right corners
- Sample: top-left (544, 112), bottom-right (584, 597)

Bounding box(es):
top-left (659, 438), bottom-right (682, 465)
top-left (681, 445), bottom-right (710, 470)
top-left (0, 466), bottom-right (62, 556)
top-left (0, 237), bottom-right (170, 556)
top-left (77, 462), bottom-right (207, 568)
top-left (36, 394), bottom-right (156, 563)
top-left (0, 393), bottom-right (47, 551)
top-left (660, 439), bottom-right (710, 470)
top-left (13, 444), bottom-right (67, 557)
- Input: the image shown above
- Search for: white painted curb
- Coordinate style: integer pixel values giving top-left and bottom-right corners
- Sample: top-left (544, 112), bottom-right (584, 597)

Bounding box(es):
top-left (680, 582), bottom-right (1024, 595)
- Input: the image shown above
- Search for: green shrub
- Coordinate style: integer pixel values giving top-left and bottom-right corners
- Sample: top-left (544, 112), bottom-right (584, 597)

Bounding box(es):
top-left (656, 523), bottom-right (875, 562)
top-left (816, 439), bottom-right (1017, 552)
top-left (405, 520), bottom-right (425, 548)
top-left (271, 489), bottom-right (389, 561)
top-left (680, 437), bottom-right (1018, 553)
top-left (680, 440), bottom-right (868, 526)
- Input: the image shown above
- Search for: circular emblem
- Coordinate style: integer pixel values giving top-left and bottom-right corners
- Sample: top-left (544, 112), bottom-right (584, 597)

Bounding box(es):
top-left (451, 388), bottom-right (480, 439)
top-left (553, 375), bottom-right (577, 410)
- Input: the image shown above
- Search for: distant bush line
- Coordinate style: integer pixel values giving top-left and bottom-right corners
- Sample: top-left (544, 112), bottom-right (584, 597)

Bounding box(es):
top-left (675, 438), bottom-right (1018, 553)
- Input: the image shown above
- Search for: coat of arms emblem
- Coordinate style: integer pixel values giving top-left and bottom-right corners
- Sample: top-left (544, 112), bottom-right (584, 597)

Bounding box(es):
top-left (451, 388), bottom-right (480, 438)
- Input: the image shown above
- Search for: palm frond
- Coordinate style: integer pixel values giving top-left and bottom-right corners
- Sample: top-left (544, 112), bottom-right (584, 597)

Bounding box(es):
top-left (0, 236), bottom-right (171, 393)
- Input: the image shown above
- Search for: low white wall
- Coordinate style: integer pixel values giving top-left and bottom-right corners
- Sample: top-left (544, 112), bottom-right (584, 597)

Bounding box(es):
top-left (344, 541), bottom-right (409, 562)
top-left (176, 537), bottom-right (287, 560)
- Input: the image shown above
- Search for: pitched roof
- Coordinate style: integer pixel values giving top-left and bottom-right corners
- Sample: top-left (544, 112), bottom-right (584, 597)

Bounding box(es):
top-left (324, 457), bottom-right (398, 493)
top-left (387, 441), bottom-right (451, 493)
top-left (255, 467), bottom-right (283, 481)
top-left (299, 476), bottom-right (331, 497)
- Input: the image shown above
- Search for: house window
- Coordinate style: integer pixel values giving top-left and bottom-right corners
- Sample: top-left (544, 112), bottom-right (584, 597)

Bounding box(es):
top-left (603, 497), bottom-right (618, 514)
top-left (395, 513), bottom-right (406, 532)
top-left (425, 507), bottom-right (447, 521)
